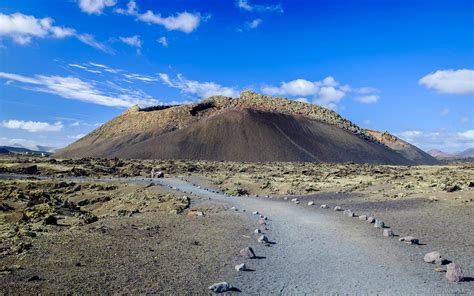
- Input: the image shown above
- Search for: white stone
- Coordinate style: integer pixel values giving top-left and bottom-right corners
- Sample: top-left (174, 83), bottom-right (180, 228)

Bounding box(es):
top-left (208, 282), bottom-right (232, 293)
top-left (424, 251), bottom-right (442, 264)
top-left (235, 263), bottom-right (246, 272)
top-left (258, 235), bottom-right (269, 243)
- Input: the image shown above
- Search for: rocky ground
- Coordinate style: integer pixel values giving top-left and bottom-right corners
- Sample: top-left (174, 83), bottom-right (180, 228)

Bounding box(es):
top-left (0, 155), bottom-right (473, 294)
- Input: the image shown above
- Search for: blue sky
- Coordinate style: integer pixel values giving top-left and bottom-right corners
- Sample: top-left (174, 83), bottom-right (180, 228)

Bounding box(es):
top-left (0, 0), bottom-right (473, 152)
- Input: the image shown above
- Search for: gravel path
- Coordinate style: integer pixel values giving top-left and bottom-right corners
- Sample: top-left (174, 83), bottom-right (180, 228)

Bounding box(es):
top-left (157, 177), bottom-right (472, 295)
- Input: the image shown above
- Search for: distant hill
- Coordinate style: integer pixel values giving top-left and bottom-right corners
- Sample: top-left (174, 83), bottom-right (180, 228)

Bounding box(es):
top-left (0, 146), bottom-right (52, 156)
top-left (428, 148), bottom-right (474, 159)
top-left (55, 91), bottom-right (436, 165)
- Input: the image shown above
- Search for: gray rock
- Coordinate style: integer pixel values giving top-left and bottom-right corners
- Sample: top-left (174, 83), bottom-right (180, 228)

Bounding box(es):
top-left (320, 204), bottom-right (328, 209)
top-left (208, 282), bottom-right (232, 293)
top-left (424, 251), bottom-right (442, 264)
top-left (367, 217), bottom-right (375, 223)
top-left (307, 201), bottom-right (315, 206)
top-left (252, 211), bottom-right (259, 215)
top-left (254, 228), bottom-right (261, 234)
top-left (291, 198), bottom-right (299, 203)
top-left (344, 210), bottom-right (354, 217)
top-left (258, 235), bottom-right (269, 243)
top-left (374, 219), bottom-right (385, 228)
top-left (383, 229), bottom-right (394, 237)
top-left (399, 236), bottom-right (419, 245)
top-left (334, 206), bottom-right (343, 211)
top-left (359, 215), bottom-right (367, 221)
top-left (235, 263), bottom-right (246, 272)
top-left (446, 263), bottom-right (464, 282)
top-left (239, 247), bottom-right (256, 258)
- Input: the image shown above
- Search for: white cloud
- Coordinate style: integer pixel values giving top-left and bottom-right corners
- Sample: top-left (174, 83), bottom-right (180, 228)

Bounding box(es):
top-left (0, 12), bottom-right (75, 44)
top-left (460, 116), bottom-right (470, 124)
top-left (396, 129), bottom-right (474, 152)
top-left (158, 36), bottom-right (168, 47)
top-left (0, 12), bottom-right (109, 52)
top-left (2, 120), bottom-right (63, 132)
top-left (68, 63), bottom-right (102, 74)
top-left (236, 0), bottom-right (283, 13)
top-left (116, 0), bottom-right (203, 33)
top-left (247, 18), bottom-right (262, 29)
top-left (119, 35), bottom-right (142, 53)
top-left (354, 95), bottom-right (379, 104)
top-left (119, 35), bottom-right (141, 48)
top-left (363, 119), bottom-right (371, 125)
top-left (78, 0), bottom-right (116, 15)
top-left (419, 69), bottom-right (474, 95)
top-left (76, 34), bottom-right (112, 53)
top-left (0, 71), bottom-right (159, 108)
top-left (261, 77), bottom-right (379, 109)
top-left (457, 130), bottom-right (474, 140)
top-left (123, 73), bottom-right (157, 82)
top-left (158, 73), bottom-right (239, 98)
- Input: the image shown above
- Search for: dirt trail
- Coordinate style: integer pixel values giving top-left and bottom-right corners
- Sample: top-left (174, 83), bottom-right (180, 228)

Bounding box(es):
top-left (157, 177), bottom-right (472, 295)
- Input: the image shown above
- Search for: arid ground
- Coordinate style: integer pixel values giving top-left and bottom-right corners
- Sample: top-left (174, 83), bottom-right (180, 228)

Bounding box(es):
top-left (0, 155), bottom-right (473, 294)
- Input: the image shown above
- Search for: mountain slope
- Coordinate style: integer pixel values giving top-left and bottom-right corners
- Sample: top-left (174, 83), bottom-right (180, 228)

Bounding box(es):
top-left (55, 91), bottom-right (430, 164)
top-left (365, 130), bottom-right (439, 164)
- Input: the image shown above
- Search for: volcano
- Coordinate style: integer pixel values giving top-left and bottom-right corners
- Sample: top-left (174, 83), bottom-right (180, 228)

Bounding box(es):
top-left (55, 91), bottom-right (438, 165)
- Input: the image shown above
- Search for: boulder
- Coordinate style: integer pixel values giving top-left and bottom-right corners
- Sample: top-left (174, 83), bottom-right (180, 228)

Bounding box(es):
top-left (252, 211), bottom-right (259, 215)
top-left (208, 282), bottom-right (232, 293)
top-left (254, 229), bottom-right (261, 234)
top-left (359, 215), bottom-right (367, 221)
top-left (235, 263), bottom-right (246, 272)
top-left (445, 184), bottom-right (461, 192)
top-left (367, 217), bottom-right (375, 223)
top-left (239, 247), bottom-right (255, 258)
top-left (334, 206), bottom-right (343, 211)
top-left (424, 251), bottom-right (442, 264)
top-left (291, 198), bottom-right (299, 203)
top-left (446, 263), bottom-right (464, 282)
top-left (383, 229), bottom-right (394, 237)
top-left (320, 204), bottom-right (328, 209)
top-left (307, 201), bottom-right (314, 206)
top-left (374, 219), bottom-right (385, 228)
